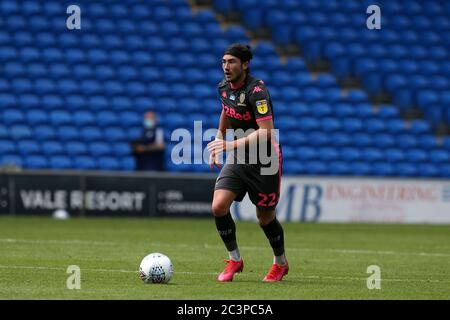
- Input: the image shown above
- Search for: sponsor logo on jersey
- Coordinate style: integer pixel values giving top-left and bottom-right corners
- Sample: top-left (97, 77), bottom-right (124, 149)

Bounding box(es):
top-left (256, 100), bottom-right (268, 114)
top-left (222, 103), bottom-right (252, 121)
top-left (252, 86), bottom-right (263, 93)
top-left (230, 94), bottom-right (236, 100)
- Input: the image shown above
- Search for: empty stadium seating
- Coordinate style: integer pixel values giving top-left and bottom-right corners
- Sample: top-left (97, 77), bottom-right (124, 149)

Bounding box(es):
top-left (0, 0), bottom-right (449, 178)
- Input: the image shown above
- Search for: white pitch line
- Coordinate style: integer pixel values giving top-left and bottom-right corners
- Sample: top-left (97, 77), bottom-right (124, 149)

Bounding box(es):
top-left (1, 238), bottom-right (450, 258)
top-left (0, 238), bottom-right (118, 246)
top-left (0, 265), bottom-right (217, 276)
top-left (0, 265), bottom-right (449, 284)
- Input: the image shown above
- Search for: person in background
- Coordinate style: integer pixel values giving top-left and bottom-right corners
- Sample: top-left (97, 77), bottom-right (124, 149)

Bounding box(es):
top-left (131, 111), bottom-right (165, 171)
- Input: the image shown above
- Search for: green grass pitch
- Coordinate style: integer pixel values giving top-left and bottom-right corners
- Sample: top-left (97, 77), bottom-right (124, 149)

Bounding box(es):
top-left (0, 216), bottom-right (449, 299)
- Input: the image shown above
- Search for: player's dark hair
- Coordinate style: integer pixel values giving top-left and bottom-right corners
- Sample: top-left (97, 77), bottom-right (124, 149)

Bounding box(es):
top-left (224, 43), bottom-right (252, 74)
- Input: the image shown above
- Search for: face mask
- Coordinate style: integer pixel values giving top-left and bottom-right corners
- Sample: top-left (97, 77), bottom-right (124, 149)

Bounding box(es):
top-left (144, 119), bottom-right (155, 128)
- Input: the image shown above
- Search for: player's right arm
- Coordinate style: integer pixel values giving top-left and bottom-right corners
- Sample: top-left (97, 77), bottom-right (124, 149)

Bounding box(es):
top-left (209, 109), bottom-right (229, 170)
top-left (217, 108), bottom-right (230, 140)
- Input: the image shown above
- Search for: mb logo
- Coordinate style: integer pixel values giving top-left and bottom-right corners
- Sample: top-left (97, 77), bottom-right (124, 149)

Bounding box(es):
top-left (66, 265), bottom-right (81, 290)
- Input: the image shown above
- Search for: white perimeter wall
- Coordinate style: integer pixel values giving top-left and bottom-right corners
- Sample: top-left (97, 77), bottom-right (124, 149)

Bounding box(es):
top-left (231, 176), bottom-right (450, 224)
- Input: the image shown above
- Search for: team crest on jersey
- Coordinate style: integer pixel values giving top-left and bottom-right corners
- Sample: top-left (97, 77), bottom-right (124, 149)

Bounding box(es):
top-left (256, 100), bottom-right (268, 114)
top-left (237, 92), bottom-right (246, 106)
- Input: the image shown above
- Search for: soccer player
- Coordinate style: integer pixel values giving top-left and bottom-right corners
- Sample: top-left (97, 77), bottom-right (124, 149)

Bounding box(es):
top-left (207, 44), bottom-right (287, 282)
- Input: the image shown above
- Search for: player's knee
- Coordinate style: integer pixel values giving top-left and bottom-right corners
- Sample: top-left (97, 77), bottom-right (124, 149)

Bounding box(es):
top-left (211, 201), bottom-right (230, 217)
top-left (257, 210), bottom-right (275, 226)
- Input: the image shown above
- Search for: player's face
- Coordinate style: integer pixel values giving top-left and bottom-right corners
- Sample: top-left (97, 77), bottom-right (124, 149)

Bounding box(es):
top-left (222, 54), bottom-right (247, 83)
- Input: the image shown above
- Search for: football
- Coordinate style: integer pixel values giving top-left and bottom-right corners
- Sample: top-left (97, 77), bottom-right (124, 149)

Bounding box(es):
top-left (139, 252), bottom-right (174, 284)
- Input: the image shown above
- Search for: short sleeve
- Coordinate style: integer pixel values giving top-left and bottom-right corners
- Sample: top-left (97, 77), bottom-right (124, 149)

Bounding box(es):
top-left (248, 81), bottom-right (273, 123)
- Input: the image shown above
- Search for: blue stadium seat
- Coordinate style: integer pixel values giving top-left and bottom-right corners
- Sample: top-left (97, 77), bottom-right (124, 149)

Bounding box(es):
top-left (120, 111), bottom-right (141, 127)
top-left (80, 127), bottom-right (103, 142)
top-left (112, 143), bottom-right (131, 156)
top-left (296, 147), bottom-right (318, 161)
top-left (89, 142), bottom-right (112, 157)
top-left (73, 111), bottom-right (96, 127)
top-left (0, 92), bottom-right (15, 108)
top-left (407, 149), bottom-right (428, 163)
top-left (58, 126), bottom-right (80, 141)
top-left (50, 110), bottom-right (72, 126)
top-left (373, 134), bottom-right (395, 148)
top-left (409, 120), bottom-right (431, 135)
top-left (395, 134), bottom-right (418, 149)
top-left (353, 133), bottom-right (374, 148)
top-left (127, 127), bottom-right (142, 141)
top-left (396, 163), bottom-right (419, 177)
top-left (342, 118), bottom-right (363, 133)
top-left (10, 125), bottom-right (32, 140)
top-left (25, 109), bottom-right (47, 125)
top-left (64, 95), bottom-right (84, 111)
top-left (339, 148), bottom-right (362, 162)
top-left (281, 160), bottom-right (303, 174)
top-left (360, 148), bottom-right (382, 162)
top-left (0, 125), bottom-right (8, 139)
top-left (440, 165), bottom-right (450, 178)
top-left (96, 111), bottom-right (119, 127)
top-left (121, 156), bottom-right (136, 171)
top-left (24, 155), bottom-right (48, 169)
top-left (0, 140), bottom-right (15, 154)
top-left (312, 103), bottom-right (333, 117)
top-left (317, 147), bottom-right (339, 161)
top-left (332, 133), bottom-right (352, 147)
top-left (321, 117), bottom-right (341, 132)
top-left (418, 164), bottom-right (439, 177)
top-left (298, 117), bottom-right (320, 131)
top-left (104, 127), bottom-right (126, 142)
top-left (39, 95), bottom-right (61, 110)
top-left (429, 150), bottom-right (450, 164)
top-left (73, 156), bottom-right (96, 170)
top-left (308, 132), bottom-right (329, 147)
top-left (329, 161), bottom-right (351, 175)
top-left (34, 125), bottom-right (56, 140)
top-left (305, 161), bottom-right (328, 175)
top-left (3, 109), bottom-right (25, 124)
top-left (49, 156), bottom-right (72, 169)
top-left (281, 146), bottom-right (296, 161)
top-left (97, 156), bottom-right (120, 171)
top-left (65, 141), bottom-right (88, 157)
top-left (17, 140), bottom-right (40, 155)
top-left (386, 119), bottom-right (406, 134)
top-left (365, 118), bottom-right (387, 133)
top-left (0, 155), bottom-right (23, 167)
top-left (372, 163), bottom-right (395, 176)
top-left (42, 141), bottom-right (64, 156)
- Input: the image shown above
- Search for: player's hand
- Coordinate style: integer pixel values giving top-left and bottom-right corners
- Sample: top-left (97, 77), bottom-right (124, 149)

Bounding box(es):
top-left (207, 139), bottom-right (232, 154)
top-left (209, 150), bottom-right (222, 171)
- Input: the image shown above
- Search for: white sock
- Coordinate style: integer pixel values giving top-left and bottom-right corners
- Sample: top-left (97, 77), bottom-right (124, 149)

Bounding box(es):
top-left (229, 249), bottom-right (241, 262)
top-left (274, 254), bottom-right (286, 265)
